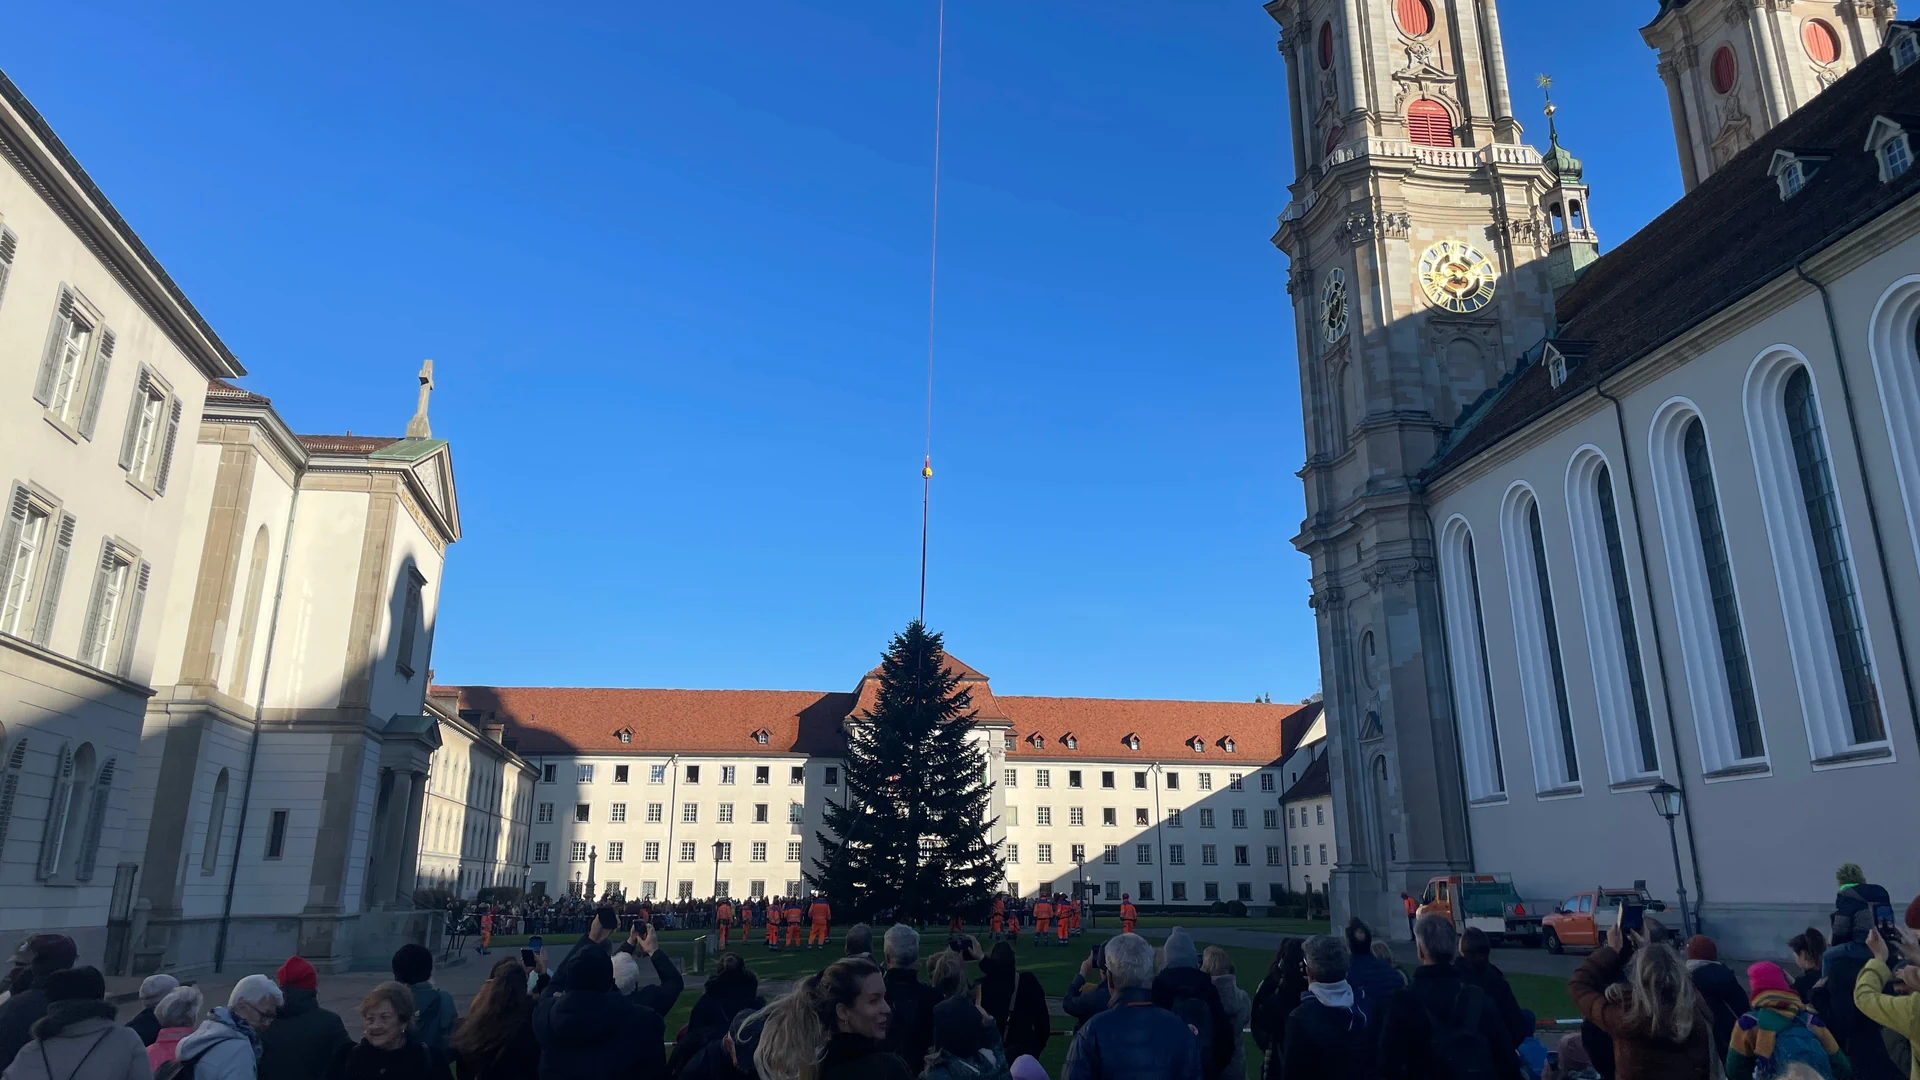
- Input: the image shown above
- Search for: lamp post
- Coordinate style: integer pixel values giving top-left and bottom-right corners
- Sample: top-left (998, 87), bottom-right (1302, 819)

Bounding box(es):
top-left (586, 845), bottom-right (598, 901)
top-left (712, 841), bottom-right (724, 902)
top-left (1646, 782), bottom-right (1693, 938)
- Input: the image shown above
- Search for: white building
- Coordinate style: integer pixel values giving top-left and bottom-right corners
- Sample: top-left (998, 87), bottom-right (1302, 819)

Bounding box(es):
top-left (415, 690), bottom-right (538, 900)
top-left (443, 658), bottom-right (1327, 910)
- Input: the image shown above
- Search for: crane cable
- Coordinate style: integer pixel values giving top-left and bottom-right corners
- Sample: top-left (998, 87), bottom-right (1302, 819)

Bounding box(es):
top-left (919, 0), bottom-right (946, 625)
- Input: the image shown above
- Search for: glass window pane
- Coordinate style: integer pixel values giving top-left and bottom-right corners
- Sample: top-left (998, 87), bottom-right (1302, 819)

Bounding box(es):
top-left (1464, 536), bottom-right (1507, 791)
top-left (1597, 466), bottom-right (1659, 772)
top-left (1528, 502), bottom-right (1579, 783)
top-left (1683, 418), bottom-right (1765, 759)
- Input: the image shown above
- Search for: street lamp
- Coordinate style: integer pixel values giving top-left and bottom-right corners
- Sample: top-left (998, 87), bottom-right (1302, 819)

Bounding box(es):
top-left (586, 845), bottom-right (598, 901)
top-left (1646, 782), bottom-right (1693, 938)
top-left (712, 841), bottom-right (724, 902)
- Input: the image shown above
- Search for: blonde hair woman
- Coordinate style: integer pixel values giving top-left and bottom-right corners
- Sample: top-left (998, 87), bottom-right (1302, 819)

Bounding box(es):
top-left (1568, 921), bottom-right (1715, 1080)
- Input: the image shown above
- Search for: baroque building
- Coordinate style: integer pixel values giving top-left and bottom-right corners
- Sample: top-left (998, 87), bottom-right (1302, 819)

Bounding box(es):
top-left (1273, 0), bottom-right (1920, 951)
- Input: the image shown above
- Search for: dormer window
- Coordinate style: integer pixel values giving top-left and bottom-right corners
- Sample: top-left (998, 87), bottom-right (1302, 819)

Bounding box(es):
top-left (1124, 734), bottom-right (1141, 751)
top-left (752, 729), bottom-right (770, 746)
top-left (1188, 736), bottom-right (1206, 753)
top-left (1545, 343), bottom-right (1569, 389)
top-left (1892, 25), bottom-right (1920, 73)
top-left (1221, 737), bottom-right (1237, 754)
top-left (1866, 116), bottom-right (1917, 182)
top-left (1029, 733), bottom-right (1045, 749)
top-left (1768, 149), bottom-right (1829, 200)
top-left (616, 729), bottom-right (633, 744)
top-left (1063, 733), bottom-right (1078, 750)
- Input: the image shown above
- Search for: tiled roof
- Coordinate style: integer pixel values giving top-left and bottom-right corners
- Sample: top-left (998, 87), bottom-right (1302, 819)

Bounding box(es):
top-left (1279, 751), bottom-right (1331, 803)
top-left (849, 655), bottom-right (1010, 721)
top-left (206, 378), bottom-right (271, 406)
top-left (297, 433), bottom-right (405, 454)
top-left (996, 696), bottom-right (1309, 765)
top-left (439, 686), bottom-right (856, 757)
top-left (1279, 700), bottom-right (1326, 760)
top-left (1427, 38), bottom-right (1920, 479)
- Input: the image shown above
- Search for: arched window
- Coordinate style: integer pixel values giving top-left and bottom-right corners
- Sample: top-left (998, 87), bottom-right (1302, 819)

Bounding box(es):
top-left (1318, 22), bottom-right (1334, 69)
top-left (202, 768), bottom-right (230, 875)
top-left (1437, 517), bottom-right (1505, 800)
top-left (1566, 450), bottom-right (1660, 780)
top-left (1870, 276), bottom-right (1920, 580)
top-left (1500, 486), bottom-right (1581, 793)
top-left (72, 756), bottom-right (114, 881)
top-left (1569, 200), bottom-right (1586, 230)
top-left (1649, 404), bottom-right (1766, 773)
top-left (1743, 350), bottom-right (1886, 761)
top-left (1407, 99), bottom-right (1455, 148)
top-left (1549, 202), bottom-right (1565, 233)
top-left (1395, 0), bottom-right (1434, 36)
top-left (1804, 19), bottom-right (1841, 65)
top-left (37, 743), bottom-right (97, 881)
top-left (1711, 46), bottom-right (1738, 95)
top-left (227, 527), bottom-right (271, 700)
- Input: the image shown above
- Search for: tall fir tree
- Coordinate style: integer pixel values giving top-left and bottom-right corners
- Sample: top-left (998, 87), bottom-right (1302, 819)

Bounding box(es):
top-left (809, 621), bottom-right (1001, 922)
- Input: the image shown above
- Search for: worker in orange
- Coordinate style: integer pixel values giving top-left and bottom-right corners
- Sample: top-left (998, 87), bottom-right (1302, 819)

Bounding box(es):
top-left (766, 898), bottom-right (782, 948)
top-left (1402, 891), bottom-right (1418, 940)
top-left (1033, 895), bottom-right (1054, 945)
top-left (715, 897), bottom-right (734, 950)
top-left (990, 896), bottom-right (1006, 938)
top-left (784, 898), bottom-right (804, 948)
top-left (1007, 908), bottom-right (1020, 942)
top-left (1055, 899), bottom-right (1070, 945)
top-left (1120, 893), bottom-right (1137, 935)
top-left (478, 908), bottom-right (493, 954)
top-left (807, 896), bottom-right (831, 948)
top-left (1068, 896), bottom-right (1082, 935)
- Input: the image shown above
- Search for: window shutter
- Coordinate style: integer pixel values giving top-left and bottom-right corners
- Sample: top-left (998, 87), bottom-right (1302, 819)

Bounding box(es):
top-left (36, 744), bottom-right (75, 881)
top-left (76, 328), bottom-right (115, 440)
top-left (1407, 99), bottom-right (1455, 148)
top-left (73, 758), bottom-right (114, 882)
top-left (154, 399), bottom-right (183, 496)
top-left (118, 368), bottom-right (149, 473)
top-left (116, 561), bottom-right (150, 678)
top-left (76, 545), bottom-right (114, 670)
top-left (0, 227), bottom-right (16, 314)
top-left (30, 512), bottom-right (75, 648)
top-left (31, 289), bottom-right (75, 407)
top-left (0, 486), bottom-right (28, 616)
top-left (0, 739), bottom-right (27, 863)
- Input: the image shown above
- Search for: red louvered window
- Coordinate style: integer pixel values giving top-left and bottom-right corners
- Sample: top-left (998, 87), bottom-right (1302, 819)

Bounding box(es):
top-left (1319, 22), bottom-right (1334, 69)
top-left (1396, 0), bottom-right (1434, 36)
top-left (1325, 124), bottom-right (1343, 157)
top-left (1711, 46), bottom-right (1738, 94)
top-left (1804, 19), bottom-right (1840, 64)
top-left (1407, 98), bottom-right (1454, 147)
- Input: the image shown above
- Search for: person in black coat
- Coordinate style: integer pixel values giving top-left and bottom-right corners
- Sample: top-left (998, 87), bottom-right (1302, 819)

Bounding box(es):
top-left (451, 958), bottom-right (541, 1080)
top-left (1282, 935), bottom-right (1378, 1080)
top-left (533, 946), bottom-right (667, 1080)
top-left (679, 1008), bottom-right (765, 1080)
top-left (669, 955), bottom-right (765, 1079)
top-left (328, 982), bottom-right (445, 1080)
top-left (1152, 929), bottom-right (1235, 1080)
top-left (1377, 916), bottom-right (1522, 1080)
top-left (878, 926), bottom-right (940, 1068)
top-left (0, 934), bottom-right (77, 1069)
top-left (1458, 928), bottom-right (1531, 1050)
top-left (1681, 935), bottom-right (1748, 1064)
top-left (1252, 938), bottom-right (1309, 1080)
top-left (613, 926), bottom-right (685, 1019)
top-left (975, 943), bottom-right (1051, 1063)
top-left (126, 975), bottom-right (179, 1048)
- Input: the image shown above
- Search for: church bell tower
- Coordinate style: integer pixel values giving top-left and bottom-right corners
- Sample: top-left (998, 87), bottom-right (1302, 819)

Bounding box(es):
top-left (1266, 0), bottom-right (1564, 935)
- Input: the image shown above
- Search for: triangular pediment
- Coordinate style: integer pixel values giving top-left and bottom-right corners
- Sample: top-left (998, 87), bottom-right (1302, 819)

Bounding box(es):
top-left (404, 445), bottom-right (461, 542)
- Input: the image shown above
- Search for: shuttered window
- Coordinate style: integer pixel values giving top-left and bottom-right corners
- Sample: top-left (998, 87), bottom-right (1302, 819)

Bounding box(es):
top-left (1395, 0), bottom-right (1433, 36)
top-left (1407, 99), bottom-right (1454, 147)
top-left (1804, 19), bottom-right (1840, 65)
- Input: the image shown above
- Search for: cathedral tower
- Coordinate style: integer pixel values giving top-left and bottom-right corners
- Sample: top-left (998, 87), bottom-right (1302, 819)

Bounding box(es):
top-left (1644, 0), bottom-right (1897, 190)
top-left (1266, 0), bottom-right (1565, 933)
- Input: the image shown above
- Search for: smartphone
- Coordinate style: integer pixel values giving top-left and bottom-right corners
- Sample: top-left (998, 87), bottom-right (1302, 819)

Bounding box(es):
top-left (527, 935), bottom-right (543, 952)
top-left (1875, 904), bottom-right (1898, 938)
top-left (595, 906), bottom-right (618, 931)
top-left (1620, 903), bottom-right (1645, 933)
top-left (635, 920), bottom-right (652, 939)
top-left (1546, 1051), bottom-right (1560, 1068)
top-left (521, 948), bottom-right (537, 968)
top-left (1090, 943), bottom-right (1106, 969)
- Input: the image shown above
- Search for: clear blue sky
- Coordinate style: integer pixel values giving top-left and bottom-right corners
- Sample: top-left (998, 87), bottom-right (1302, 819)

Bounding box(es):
top-left (7, 1), bottom-right (1685, 700)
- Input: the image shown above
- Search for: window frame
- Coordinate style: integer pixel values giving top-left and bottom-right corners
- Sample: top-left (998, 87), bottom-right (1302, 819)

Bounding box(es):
top-left (1439, 516), bottom-right (1508, 800)
top-left (1565, 449), bottom-right (1663, 782)
top-left (1500, 484), bottom-right (1583, 795)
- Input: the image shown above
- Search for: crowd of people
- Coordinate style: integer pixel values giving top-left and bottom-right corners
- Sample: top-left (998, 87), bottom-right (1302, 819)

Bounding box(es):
top-left (1, 864), bottom-right (1916, 1080)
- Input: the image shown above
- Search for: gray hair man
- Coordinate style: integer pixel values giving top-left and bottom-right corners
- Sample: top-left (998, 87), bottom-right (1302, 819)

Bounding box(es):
top-left (153, 986), bottom-right (206, 1032)
top-left (879, 924), bottom-right (938, 1067)
top-left (177, 975), bottom-right (285, 1080)
top-left (844, 923), bottom-right (874, 960)
top-left (1061, 933), bottom-right (1202, 1080)
top-left (1375, 915), bottom-right (1521, 1080)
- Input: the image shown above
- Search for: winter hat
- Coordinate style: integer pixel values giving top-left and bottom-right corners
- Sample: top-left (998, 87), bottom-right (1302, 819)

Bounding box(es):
top-left (570, 945), bottom-right (615, 993)
top-left (1556, 1032), bottom-right (1592, 1071)
top-left (1010, 1055), bottom-right (1050, 1080)
top-left (276, 956), bottom-right (318, 991)
top-left (1747, 961), bottom-right (1793, 1000)
top-left (391, 943), bottom-right (434, 985)
top-left (931, 994), bottom-right (986, 1058)
top-left (1685, 935), bottom-right (1718, 961)
top-left (139, 974), bottom-right (180, 1005)
top-left (1161, 928), bottom-right (1199, 970)
top-left (1837, 863), bottom-right (1867, 889)
top-left (13, 934), bottom-right (77, 976)
top-left (43, 966), bottom-right (106, 1003)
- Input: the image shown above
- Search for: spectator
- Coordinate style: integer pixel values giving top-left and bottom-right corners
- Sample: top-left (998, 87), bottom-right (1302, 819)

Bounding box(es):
top-left (327, 983), bottom-right (439, 1080)
top-left (1202, 948), bottom-right (1253, 1080)
top-left (1280, 934), bottom-right (1374, 1080)
top-left (128, 975), bottom-right (180, 1048)
top-left (755, 957), bottom-right (910, 1080)
top-left (1727, 962), bottom-right (1850, 1080)
top-left (175, 975), bottom-right (284, 1080)
top-left (1151, 930), bottom-right (1232, 1080)
top-left (878, 926), bottom-right (938, 1068)
top-left (390, 945), bottom-right (455, 1059)
top-left (680, 1007), bottom-right (765, 1080)
top-left (258, 957), bottom-right (350, 1080)
top-left (532, 944), bottom-right (666, 1080)
top-left (1251, 938), bottom-right (1308, 1080)
top-left (1061, 933), bottom-right (1201, 1080)
top-left (147, 987), bottom-right (204, 1072)
top-left (929, 951), bottom-right (973, 1002)
top-left (845, 925), bottom-right (875, 962)
top-left (1063, 951), bottom-right (1111, 1033)
top-left (0, 967), bottom-right (147, 1080)
top-left (1823, 890), bottom-right (1904, 1080)
top-left (617, 925), bottom-right (684, 1019)
top-left (1458, 928), bottom-right (1530, 1051)
top-left (1566, 920), bottom-right (1712, 1080)
top-left (690, 953), bottom-right (766, 1036)
top-left (1009, 1057), bottom-right (1047, 1080)
top-left (0, 935), bottom-right (78, 1068)
top-left (1379, 914), bottom-right (1522, 1080)
top-left (1789, 929), bottom-right (1829, 1006)
top-left (1853, 929), bottom-right (1920, 1080)
top-left (1342, 919), bottom-right (1404, 1019)
top-left (978, 944), bottom-right (1051, 1064)
top-left (920, 995), bottom-right (1007, 1080)
top-left (1682, 936), bottom-right (1747, 1064)
top-left (450, 959), bottom-right (540, 1080)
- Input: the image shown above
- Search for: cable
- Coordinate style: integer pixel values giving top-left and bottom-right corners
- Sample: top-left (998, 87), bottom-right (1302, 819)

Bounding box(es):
top-left (919, 0), bottom-right (946, 625)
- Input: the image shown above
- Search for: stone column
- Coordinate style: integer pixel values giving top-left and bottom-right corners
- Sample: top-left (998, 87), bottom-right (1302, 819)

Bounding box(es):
top-left (364, 768), bottom-right (398, 910)
top-left (394, 771), bottom-right (428, 907)
top-left (1658, 59), bottom-right (1703, 191)
top-left (1479, 0), bottom-right (1517, 135)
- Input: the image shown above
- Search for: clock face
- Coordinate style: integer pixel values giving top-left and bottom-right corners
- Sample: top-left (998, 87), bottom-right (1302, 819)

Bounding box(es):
top-left (1417, 240), bottom-right (1498, 314)
top-left (1321, 269), bottom-right (1349, 343)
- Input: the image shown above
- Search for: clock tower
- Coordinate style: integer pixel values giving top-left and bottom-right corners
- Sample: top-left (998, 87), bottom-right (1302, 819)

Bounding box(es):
top-left (1266, 0), bottom-right (1569, 933)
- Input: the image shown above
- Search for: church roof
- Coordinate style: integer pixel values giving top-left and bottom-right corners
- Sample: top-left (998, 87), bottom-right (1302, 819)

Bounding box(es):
top-left (1427, 40), bottom-right (1920, 479)
top-left (1279, 750), bottom-right (1331, 803)
top-left (297, 433), bottom-right (406, 454)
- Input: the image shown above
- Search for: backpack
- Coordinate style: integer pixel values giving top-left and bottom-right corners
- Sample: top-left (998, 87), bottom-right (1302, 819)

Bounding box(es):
top-left (1422, 984), bottom-right (1497, 1080)
top-left (152, 1048), bottom-right (213, 1080)
top-left (1760, 1013), bottom-right (1838, 1080)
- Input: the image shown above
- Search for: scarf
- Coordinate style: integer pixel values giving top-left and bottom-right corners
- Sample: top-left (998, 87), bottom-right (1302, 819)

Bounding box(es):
top-left (29, 1000), bottom-right (116, 1041)
top-left (1749, 989), bottom-right (1806, 1019)
top-left (213, 1007), bottom-right (263, 1059)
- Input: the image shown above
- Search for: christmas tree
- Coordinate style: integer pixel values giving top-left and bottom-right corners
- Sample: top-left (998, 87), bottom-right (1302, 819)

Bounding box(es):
top-left (809, 621), bottom-right (1001, 923)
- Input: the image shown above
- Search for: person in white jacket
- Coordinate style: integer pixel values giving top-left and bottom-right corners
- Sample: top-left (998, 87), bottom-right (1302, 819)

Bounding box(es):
top-left (173, 977), bottom-right (282, 1080)
top-left (0, 967), bottom-right (149, 1080)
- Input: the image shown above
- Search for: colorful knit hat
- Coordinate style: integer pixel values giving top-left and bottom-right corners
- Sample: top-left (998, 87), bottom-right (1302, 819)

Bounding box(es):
top-left (1748, 961), bottom-right (1792, 1000)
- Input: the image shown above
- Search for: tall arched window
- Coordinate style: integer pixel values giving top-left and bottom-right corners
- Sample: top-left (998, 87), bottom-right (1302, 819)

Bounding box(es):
top-left (227, 527), bottom-right (271, 700)
top-left (202, 768), bottom-right (230, 875)
top-left (1869, 276), bottom-right (1920, 592)
top-left (1566, 450), bottom-right (1660, 780)
top-left (1438, 517), bottom-right (1505, 800)
top-left (1744, 349), bottom-right (1886, 762)
top-left (1500, 486), bottom-right (1581, 793)
top-left (1649, 402), bottom-right (1767, 774)
top-left (1407, 99), bottom-right (1455, 148)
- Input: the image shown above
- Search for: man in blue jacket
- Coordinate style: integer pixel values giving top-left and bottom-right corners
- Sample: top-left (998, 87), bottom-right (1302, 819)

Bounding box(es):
top-left (1063, 933), bottom-right (1200, 1080)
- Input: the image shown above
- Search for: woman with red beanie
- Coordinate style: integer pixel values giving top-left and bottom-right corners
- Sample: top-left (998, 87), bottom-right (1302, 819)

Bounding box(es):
top-left (258, 956), bottom-right (351, 1080)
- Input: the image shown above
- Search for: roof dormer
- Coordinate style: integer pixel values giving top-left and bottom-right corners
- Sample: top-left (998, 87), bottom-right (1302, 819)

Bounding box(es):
top-left (1028, 732), bottom-right (1045, 750)
top-left (751, 728), bottom-right (771, 746)
top-left (1220, 736), bottom-right (1237, 754)
top-left (1545, 342), bottom-right (1570, 389)
top-left (1891, 22), bottom-right (1920, 75)
top-left (615, 728), bottom-right (633, 744)
top-left (1124, 733), bottom-right (1141, 751)
top-left (1187, 736), bottom-right (1206, 753)
top-left (1866, 115), bottom-right (1918, 183)
top-left (1062, 733), bottom-right (1078, 750)
top-left (1767, 149), bottom-right (1830, 200)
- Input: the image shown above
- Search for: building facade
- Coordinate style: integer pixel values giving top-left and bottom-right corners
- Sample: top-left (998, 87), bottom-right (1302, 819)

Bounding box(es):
top-left (415, 690), bottom-right (538, 900)
top-left (1272, 0), bottom-right (1920, 951)
top-left (443, 661), bottom-right (1325, 909)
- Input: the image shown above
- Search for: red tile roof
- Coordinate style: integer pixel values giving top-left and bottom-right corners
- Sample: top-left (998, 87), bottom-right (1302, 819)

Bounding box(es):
top-left (996, 696), bottom-right (1310, 765)
top-left (205, 378), bottom-right (271, 406)
top-left (297, 433), bottom-right (405, 454)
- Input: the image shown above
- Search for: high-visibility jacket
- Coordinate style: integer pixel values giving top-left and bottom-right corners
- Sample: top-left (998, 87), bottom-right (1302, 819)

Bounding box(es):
top-left (992, 898), bottom-right (1006, 916)
top-left (1120, 902), bottom-right (1137, 923)
top-left (809, 901), bottom-right (830, 923)
top-left (717, 903), bottom-right (734, 922)
top-left (785, 905), bottom-right (803, 924)
top-left (1033, 901), bottom-right (1054, 921)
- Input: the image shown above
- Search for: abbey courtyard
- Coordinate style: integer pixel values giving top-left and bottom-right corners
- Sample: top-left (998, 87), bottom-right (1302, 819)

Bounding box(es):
top-left (2, 0), bottom-right (1919, 974)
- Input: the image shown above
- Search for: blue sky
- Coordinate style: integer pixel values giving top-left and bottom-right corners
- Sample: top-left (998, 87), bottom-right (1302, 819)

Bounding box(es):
top-left (7, 1), bottom-right (1683, 700)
